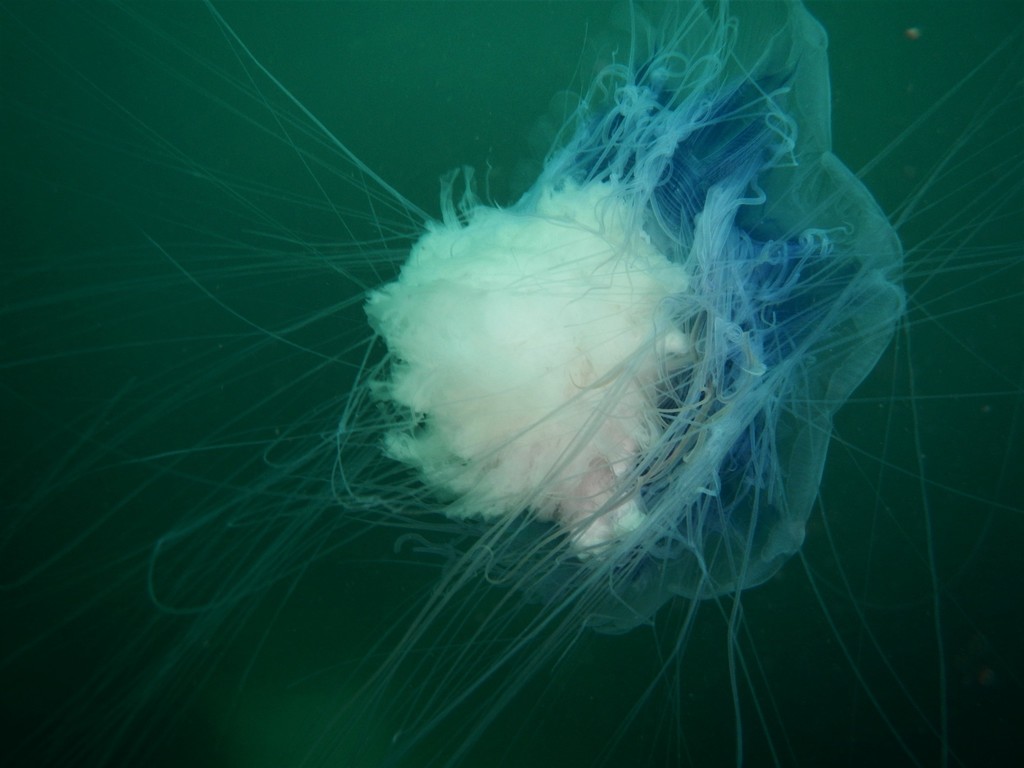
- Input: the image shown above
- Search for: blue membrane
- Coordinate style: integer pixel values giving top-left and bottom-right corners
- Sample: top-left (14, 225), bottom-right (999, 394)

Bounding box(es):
top-left (2, 2), bottom-right (1022, 767)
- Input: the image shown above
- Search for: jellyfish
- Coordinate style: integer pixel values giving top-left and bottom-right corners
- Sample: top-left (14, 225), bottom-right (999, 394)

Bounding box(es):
top-left (345, 0), bottom-right (906, 627)
top-left (1, 2), bottom-right (1021, 767)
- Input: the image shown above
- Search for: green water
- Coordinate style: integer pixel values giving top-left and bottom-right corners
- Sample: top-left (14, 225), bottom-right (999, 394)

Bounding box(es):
top-left (2, 2), bottom-right (1021, 766)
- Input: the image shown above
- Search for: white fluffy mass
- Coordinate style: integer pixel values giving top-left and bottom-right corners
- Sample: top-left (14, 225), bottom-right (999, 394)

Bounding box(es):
top-left (366, 180), bottom-right (690, 550)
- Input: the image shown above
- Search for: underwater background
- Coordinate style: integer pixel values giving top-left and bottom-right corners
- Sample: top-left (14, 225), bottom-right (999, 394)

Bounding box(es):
top-left (2, 2), bottom-right (1021, 766)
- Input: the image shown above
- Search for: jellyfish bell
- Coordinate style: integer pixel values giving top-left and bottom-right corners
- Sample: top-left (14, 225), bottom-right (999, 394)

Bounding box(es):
top-left (1, 2), bottom-right (1021, 768)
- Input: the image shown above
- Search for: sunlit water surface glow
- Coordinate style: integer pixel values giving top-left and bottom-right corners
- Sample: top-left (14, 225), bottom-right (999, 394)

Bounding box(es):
top-left (1, 2), bottom-right (1022, 767)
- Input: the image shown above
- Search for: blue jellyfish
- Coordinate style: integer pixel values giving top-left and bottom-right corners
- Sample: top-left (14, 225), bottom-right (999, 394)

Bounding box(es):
top-left (1, 2), bottom-right (1020, 767)
top-left (342, 0), bottom-right (904, 628)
